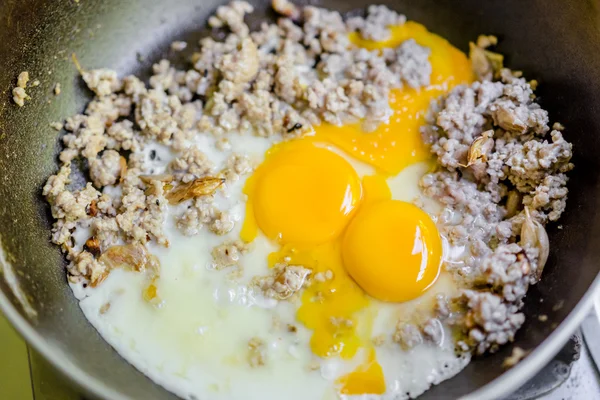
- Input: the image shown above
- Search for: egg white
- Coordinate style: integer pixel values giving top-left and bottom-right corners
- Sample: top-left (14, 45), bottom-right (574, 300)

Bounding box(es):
top-left (71, 131), bottom-right (470, 400)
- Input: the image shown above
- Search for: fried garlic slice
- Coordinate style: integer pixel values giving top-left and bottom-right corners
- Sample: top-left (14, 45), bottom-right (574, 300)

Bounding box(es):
top-left (165, 176), bottom-right (225, 205)
top-left (463, 130), bottom-right (495, 168)
top-left (520, 208), bottom-right (550, 280)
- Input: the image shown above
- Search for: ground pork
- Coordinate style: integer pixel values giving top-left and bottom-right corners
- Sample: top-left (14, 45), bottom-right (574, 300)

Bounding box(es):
top-left (211, 240), bottom-right (249, 270)
top-left (422, 72), bottom-right (572, 214)
top-left (40, 1), bottom-right (573, 359)
top-left (247, 337), bottom-right (267, 367)
top-left (346, 5), bottom-right (406, 41)
top-left (82, 68), bottom-right (123, 97)
top-left (421, 318), bottom-right (444, 346)
top-left (170, 41), bottom-right (188, 52)
top-left (392, 39), bottom-right (432, 88)
top-left (251, 263), bottom-right (311, 300)
top-left (227, 152), bottom-right (252, 174)
top-left (106, 120), bottom-right (142, 152)
top-left (461, 290), bottom-right (525, 355)
top-left (67, 250), bottom-right (108, 285)
top-left (420, 47), bottom-right (572, 354)
top-left (186, 2), bottom-right (431, 136)
top-left (12, 71), bottom-right (30, 106)
top-left (50, 121), bottom-right (64, 131)
top-left (393, 323), bottom-right (423, 350)
top-left (89, 150), bottom-right (122, 188)
top-left (176, 196), bottom-right (233, 236)
top-left (169, 147), bottom-right (214, 183)
top-left (17, 71), bottom-right (30, 88)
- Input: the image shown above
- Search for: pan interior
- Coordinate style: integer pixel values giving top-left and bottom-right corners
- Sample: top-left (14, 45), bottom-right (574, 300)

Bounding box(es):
top-left (1, 0), bottom-right (600, 399)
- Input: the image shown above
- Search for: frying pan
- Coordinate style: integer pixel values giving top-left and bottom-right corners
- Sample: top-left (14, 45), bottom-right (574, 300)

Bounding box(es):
top-left (1, 0), bottom-right (599, 399)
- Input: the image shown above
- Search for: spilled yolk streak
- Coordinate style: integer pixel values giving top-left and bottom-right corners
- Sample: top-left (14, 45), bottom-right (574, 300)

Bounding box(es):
top-left (240, 22), bottom-right (474, 396)
top-left (318, 21), bottom-right (475, 176)
top-left (336, 349), bottom-right (386, 395)
top-left (242, 138), bottom-right (375, 360)
top-left (271, 173), bottom-right (393, 360)
top-left (272, 242), bottom-right (369, 359)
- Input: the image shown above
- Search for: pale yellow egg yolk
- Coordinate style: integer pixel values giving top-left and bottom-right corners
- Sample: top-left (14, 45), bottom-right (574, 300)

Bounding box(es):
top-left (240, 21), bottom-right (473, 396)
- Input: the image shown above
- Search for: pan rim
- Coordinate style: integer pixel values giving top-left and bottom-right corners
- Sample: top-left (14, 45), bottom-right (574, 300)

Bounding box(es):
top-left (0, 266), bottom-right (598, 400)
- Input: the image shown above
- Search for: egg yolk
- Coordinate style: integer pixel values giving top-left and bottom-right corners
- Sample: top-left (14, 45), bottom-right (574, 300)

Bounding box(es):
top-left (242, 140), bottom-right (362, 245)
top-left (315, 21), bottom-right (474, 175)
top-left (342, 200), bottom-right (442, 302)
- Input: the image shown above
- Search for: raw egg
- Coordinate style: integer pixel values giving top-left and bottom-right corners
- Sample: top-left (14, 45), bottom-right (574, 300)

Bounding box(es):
top-left (238, 21), bottom-right (471, 396)
top-left (71, 17), bottom-right (475, 400)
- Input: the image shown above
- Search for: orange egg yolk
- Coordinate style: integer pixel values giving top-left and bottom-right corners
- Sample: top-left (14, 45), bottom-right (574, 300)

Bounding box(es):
top-left (240, 140), bottom-right (362, 245)
top-left (343, 200), bottom-right (442, 302)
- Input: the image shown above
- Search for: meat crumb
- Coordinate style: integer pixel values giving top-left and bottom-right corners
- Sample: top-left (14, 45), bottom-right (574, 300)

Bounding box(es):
top-left (476, 35), bottom-right (498, 48)
top-left (211, 240), bottom-right (249, 270)
top-left (421, 318), bottom-right (444, 346)
top-left (503, 346), bottom-right (529, 368)
top-left (99, 302), bottom-right (111, 315)
top-left (12, 87), bottom-right (28, 107)
top-left (12, 71), bottom-right (31, 107)
top-left (393, 322), bottom-right (423, 350)
top-left (170, 41), bottom-right (188, 52)
top-left (17, 71), bottom-right (30, 88)
top-left (89, 150), bottom-right (122, 188)
top-left (372, 334), bottom-right (386, 346)
top-left (251, 263), bottom-right (311, 300)
top-left (272, 0), bottom-right (300, 20)
top-left (552, 300), bottom-right (565, 311)
top-left (50, 122), bottom-right (64, 131)
top-left (247, 337), bottom-right (267, 367)
top-left (461, 290), bottom-right (525, 355)
top-left (346, 5), bottom-right (406, 41)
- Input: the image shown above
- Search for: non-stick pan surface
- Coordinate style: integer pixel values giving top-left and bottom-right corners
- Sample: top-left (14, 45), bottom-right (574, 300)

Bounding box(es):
top-left (1, 1), bottom-right (600, 399)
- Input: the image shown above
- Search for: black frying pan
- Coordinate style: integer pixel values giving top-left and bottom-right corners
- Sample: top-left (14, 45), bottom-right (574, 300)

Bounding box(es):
top-left (1, 0), bottom-right (599, 399)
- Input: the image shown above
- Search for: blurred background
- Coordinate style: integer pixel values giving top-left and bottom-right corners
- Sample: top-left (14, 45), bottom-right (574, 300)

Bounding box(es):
top-left (0, 312), bottom-right (32, 400)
